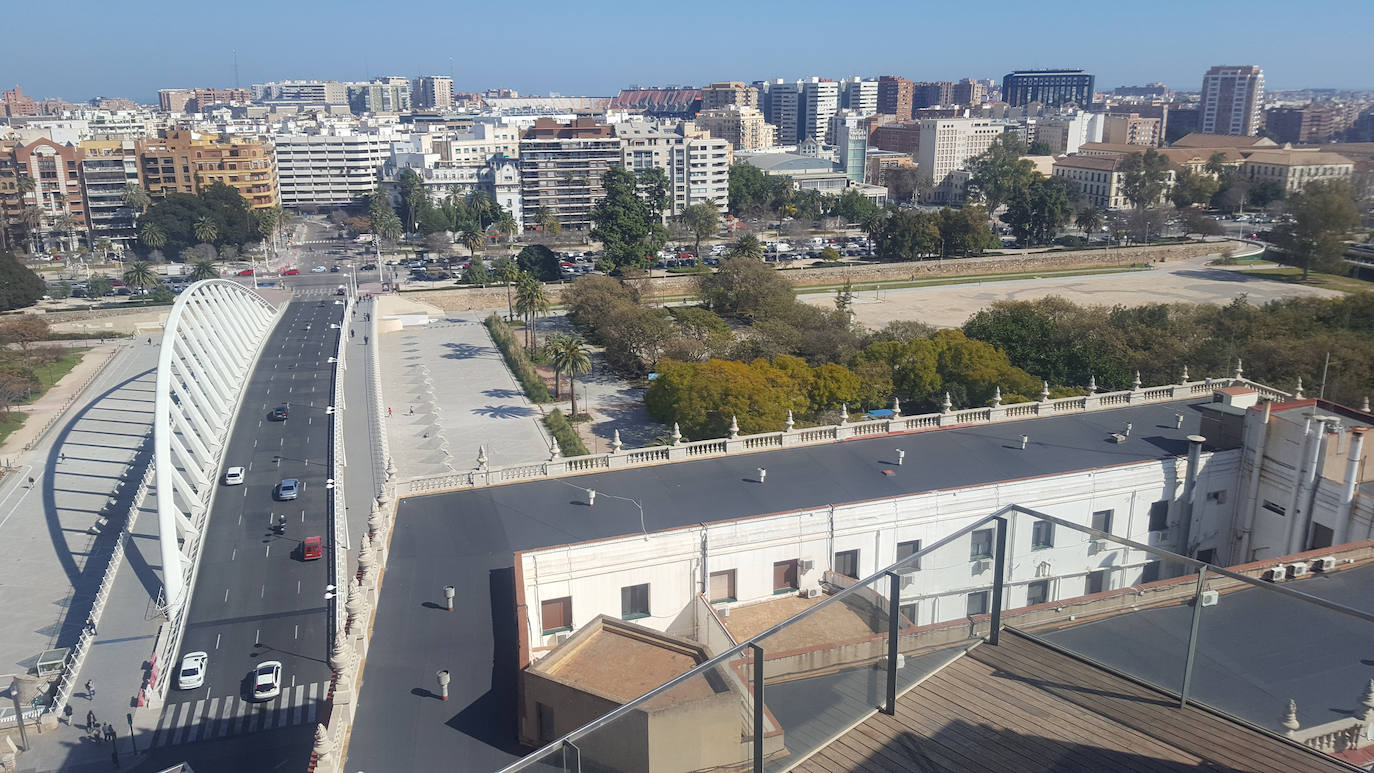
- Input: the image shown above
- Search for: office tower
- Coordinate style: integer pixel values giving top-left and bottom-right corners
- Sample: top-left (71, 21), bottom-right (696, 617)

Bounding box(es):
top-left (1001, 69), bottom-right (1095, 108)
top-left (1199, 65), bottom-right (1265, 136)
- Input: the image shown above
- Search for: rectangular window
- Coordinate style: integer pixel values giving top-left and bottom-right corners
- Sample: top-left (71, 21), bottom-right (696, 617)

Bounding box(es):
top-left (709, 570), bottom-right (736, 603)
top-left (966, 591), bottom-right (990, 616)
top-left (1310, 523), bottom-right (1334, 551)
top-left (541, 597), bottom-right (572, 634)
top-left (1086, 570), bottom-right (1106, 595)
top-left (899, 602), bottom-right (918, 624)
top-left (1262, 500), bottom-right (1286, 516)
top-left (773, 560), bottom-right (799, 593)
top-left (1091, 509), bottom-right (1113, 535)
top-left (1140, 561), bottom-right (1161, 584)
top-left (1031, 520), bottom-right (1054, 550)
top-left (1026, 580), bottom-right (1049, 607)
top-left (621, 584), bottom-right (650, 620)
top-left (970, 528), bottom-right (994, 560)
top-left (834, 549), bottom-right (859, 579)
top-left (1195, 548), bottom-right (1217, 565)
top-left (1148, 501), bottom-right (1169, 531)
top-left (896, 539), bottom-right (922, 569)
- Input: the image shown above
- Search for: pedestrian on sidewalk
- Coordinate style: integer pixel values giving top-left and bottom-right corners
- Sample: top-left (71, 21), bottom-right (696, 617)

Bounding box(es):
top-left (27, 477), bottom-right (35, 488)
top-left (86, 679), bottom-right (95, 699)
top-left (86, 709), bottom-right (96, 731)
top-left (63, 705), bottom-right (72, 724)
top-left (387, 407), bottom-right (392, 417)
top-left (104, 723), bottom-right (116, 742)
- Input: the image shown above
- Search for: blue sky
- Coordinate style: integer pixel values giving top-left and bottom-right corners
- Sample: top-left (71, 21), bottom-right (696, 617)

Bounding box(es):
top-left (6, 0), bottom-right (1372, 102)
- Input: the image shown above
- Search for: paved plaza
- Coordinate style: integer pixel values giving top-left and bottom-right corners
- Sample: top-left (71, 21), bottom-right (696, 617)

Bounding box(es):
top-left (800, 254), bottom-right (1346, 329)
top-left (377, 306), bottom-right (554, 477)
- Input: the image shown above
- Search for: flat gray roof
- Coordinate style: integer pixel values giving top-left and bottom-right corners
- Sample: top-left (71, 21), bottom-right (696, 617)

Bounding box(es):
top-left (348, 397), bottom-right (1224, 772)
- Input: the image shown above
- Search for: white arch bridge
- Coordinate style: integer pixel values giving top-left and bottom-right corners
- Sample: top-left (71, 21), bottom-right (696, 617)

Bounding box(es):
top-left (154, 280), bottom-right (282, 626)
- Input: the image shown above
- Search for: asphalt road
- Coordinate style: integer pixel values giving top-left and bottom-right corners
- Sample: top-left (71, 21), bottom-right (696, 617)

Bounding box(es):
top-left (145, 275), bottom-right (347, 769)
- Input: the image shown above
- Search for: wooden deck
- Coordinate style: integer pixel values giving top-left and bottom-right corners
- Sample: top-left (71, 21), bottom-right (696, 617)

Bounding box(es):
top-left (790, 631), bottom-right (1352, 773)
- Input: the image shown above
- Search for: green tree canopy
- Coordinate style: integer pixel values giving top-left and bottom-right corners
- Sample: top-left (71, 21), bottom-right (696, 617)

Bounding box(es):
top-left (697, 256), bottom-right (795, 320)
top-left (591, 167), bottom-right (668, 268)
top-left (969, 134), bottom-right (1037, 212)
top-left (0, 251), bottom-right (46, 311)
top-left (1001, 177), bottom-right (1073, 246)
top-left (1270, 179), bottom-right (1361, 280)
top-left (516, 244), bottom-right (561, 282)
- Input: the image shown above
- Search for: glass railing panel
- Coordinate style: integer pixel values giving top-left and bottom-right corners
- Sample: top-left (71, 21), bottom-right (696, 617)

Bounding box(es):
top-left (563, 648), bottom-right (756, 773)
top-left (1006, 510), bottom-right (1202, 696)
top-left (1193, 568), bottom-right (1374, 757)
top-left (512, 744), bottom-right (573, 772)
top-left (753, 569), bottom-right (922, 773)
top-left (891, 527), bottom-right (996, 696)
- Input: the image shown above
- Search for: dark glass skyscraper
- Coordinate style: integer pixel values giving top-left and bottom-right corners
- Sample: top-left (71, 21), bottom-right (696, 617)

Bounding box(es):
top-left (1001, 69), bottom-right (1095, 108)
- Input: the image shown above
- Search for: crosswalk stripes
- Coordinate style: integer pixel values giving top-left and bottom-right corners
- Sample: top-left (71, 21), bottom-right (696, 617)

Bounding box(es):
top-left (151, 682), bottom-right (327, 748)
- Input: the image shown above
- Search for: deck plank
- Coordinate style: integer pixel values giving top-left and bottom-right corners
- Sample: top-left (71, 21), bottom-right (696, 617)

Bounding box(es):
top-left (786, 632), bottom-right (1350, 773)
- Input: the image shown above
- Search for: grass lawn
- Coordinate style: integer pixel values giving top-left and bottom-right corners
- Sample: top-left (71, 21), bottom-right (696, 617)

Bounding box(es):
top-left (20, 347), bottom-right (91, 405)
top-left (0, 411), bottom-right (28, 447)
top-left (1232, 267), bottom-right (1374, 294)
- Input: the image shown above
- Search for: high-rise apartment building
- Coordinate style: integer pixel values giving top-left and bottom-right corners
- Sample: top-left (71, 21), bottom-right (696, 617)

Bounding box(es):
top-left (1001, 69), bottom-right (1095, 108)
top-left (695, 106), bottom-right (776, 150)
top-left (274, 128), bottom-right (398, 208)
top-left (1265, 105), bottom-right (1347, 145)
top-left (78, 140), bottom-right (140, 250)
top-left (519, 118), bottom-right (621, 232)
top-left (1199, 65), bottom-right (1264, 136)
top-left (615, 122), bottom-right (731, 216)
top-left (158, 88), bottom-right (252, 113)
top-left (838, 78), bottom-right (878, 117)
top-left (700, 81), bottom-right (757, 110)
top-left (918, 118), bottom-right (1008, 202)
top-left (137, 131), bottom-right (278, 210)
top-left (831, 112), bottom-right (868, 183)
top-left (800, 78), bottom-right (839, 145)
top-left (877, 76), bottom-right (914, 121)
top-left (952, 78), bottom-right (986, 106)
top-left (252, 80), bottom-right (350, 105)
top-left (1, 86), bottom-right (39, 118)
top-left (351, 77), bottom-right (412, 114)
top-left (913, 81), bottom-right (955, 109)
top-left (412, 76), bottom-right (454, 111)
top-left (3, 138), bottom-right (88, 251)
top-left (1102, 113), bottom-right (1161, 147)
top-left (758, 80), bottom-right (802, 145)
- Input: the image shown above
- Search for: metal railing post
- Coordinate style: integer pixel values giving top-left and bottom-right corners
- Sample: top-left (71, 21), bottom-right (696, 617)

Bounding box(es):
top-left (1180, 565), bottom-right (1208, 707)
top-left (561, 739), bottom-right (581, 773)
top-left (884, 571), bottom-right (900, 715)
top-left (751, 642), bottom-right (764, 773)
top-left (989, 516), bottom-right (1009, 645)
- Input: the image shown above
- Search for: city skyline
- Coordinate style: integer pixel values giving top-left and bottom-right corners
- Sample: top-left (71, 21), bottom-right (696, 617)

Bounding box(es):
top-left (3, 0), bottom-right (1372, 103)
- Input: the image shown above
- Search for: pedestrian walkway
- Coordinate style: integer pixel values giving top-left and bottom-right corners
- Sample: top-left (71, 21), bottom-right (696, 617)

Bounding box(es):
top-left (0, 342), bottom-right (121, 461)
top-left (150, 681), bottom-right (326, 749)
top-left (376, 307), bottom-right (553, 479)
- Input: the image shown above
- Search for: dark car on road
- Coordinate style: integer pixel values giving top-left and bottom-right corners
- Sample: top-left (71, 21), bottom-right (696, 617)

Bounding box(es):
top-left (269, 404), bottom-right (289, 421)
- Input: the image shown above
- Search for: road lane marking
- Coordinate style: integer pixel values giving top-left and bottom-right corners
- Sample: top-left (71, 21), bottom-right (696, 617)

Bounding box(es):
top-left (223, 588), bottom-right (229, 603)
top-left (231, 548), bottom-right (236, 561)
top-left (255, 628), bottom-right (260, 644)
top-left (297, 580), bottom-right (301, 594)
top-left (294, 624), bottom-right (298, 639)
top-left (260, 584), bottom-right (265, 598)
top-left (265, 545), bottom-right (270, 559)
top-left (215, 633), bottom-right (220, 650)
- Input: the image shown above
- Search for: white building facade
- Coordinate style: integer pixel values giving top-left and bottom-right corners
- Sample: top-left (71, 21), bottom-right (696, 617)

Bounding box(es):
top-left (273, 128), bottom-right (398, 208)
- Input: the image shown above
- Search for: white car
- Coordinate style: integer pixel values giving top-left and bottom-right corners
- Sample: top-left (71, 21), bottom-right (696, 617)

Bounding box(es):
top-left (253, 660), bottom-right (282, 701)
top-left (311, 266), bottom-right (327, 273)
top-left (177, 651), bottom-right (208, 690)
top-left (224, 466), bottom-right (245, 486)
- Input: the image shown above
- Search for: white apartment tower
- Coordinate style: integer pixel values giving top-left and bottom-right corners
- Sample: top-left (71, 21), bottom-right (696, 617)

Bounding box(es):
top-left (1200, 65), bottom-right (1265, 136)
top-left (413, 76), bottom-right (454, 110)
top-left (918, 118), bottom-right (1009, 202)
top-left (839, 77), bottom-right (878, 119)
top-left (802, 78), bottom-right (839, 145)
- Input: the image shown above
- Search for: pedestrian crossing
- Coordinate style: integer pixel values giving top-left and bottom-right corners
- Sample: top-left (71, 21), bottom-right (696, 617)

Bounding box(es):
top-left (150, 681), bottom-right (326, 748)
top-left (292, 286), bottom-right (346, 297)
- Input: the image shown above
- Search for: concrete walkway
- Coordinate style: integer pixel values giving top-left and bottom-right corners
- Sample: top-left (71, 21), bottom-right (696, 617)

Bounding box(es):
top-left (0, 341), bottom-right (167, 771)
top-left (0, 342), bottom-right (123, 463)
top-left (377, 309), bottom-right (554, 478)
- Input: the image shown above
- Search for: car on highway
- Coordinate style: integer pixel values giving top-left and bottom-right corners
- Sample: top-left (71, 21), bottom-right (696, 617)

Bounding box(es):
top-left (360, 263), bottom-right (377, 270)
top-left (177, 651), bottom-right (208, 690)
top-left (282, 268), bottom-right (301, 276)
top-left (252, 660), bottom-right (282, 701)
top-left (237, 269), bottom-right (255, 276)
top-left (311, 266), bottom-right (327, 273)
top-left (302, 536), bottom-right (323, 561)
top-left (269, 404), bottom-right (288, 421)
top-left (275, 478), bottom-right (300, 501)
top-left (224, 466), bottom-right (245, 486)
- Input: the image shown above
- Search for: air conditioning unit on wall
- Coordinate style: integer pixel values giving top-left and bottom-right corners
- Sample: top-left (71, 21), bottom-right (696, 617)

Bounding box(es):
top-left (803, 587), bottom-right (822, 600)
top-left (1287, 561), bottom-right (1310, 579)
top-left (1200, 590), bottom-right (1219, 607)
top-left (1265, 565), bottom-right (1287, 582)
top-left (1313, 556), bottom-right (1337, 573)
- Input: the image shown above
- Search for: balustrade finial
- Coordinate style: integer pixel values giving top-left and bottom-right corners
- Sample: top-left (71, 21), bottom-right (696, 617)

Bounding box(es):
top-left (1282, 699), bottom-right (1300, 732)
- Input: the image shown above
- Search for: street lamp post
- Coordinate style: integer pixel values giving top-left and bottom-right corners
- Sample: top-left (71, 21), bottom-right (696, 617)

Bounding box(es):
top-left (126, 712), bottom-right (137, 753)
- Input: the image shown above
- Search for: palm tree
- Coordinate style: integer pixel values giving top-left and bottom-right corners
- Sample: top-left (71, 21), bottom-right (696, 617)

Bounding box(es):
top-left (122, 260), bottom-right (159, 292)
top-left (727, 234), bottom-right (765, 260)
top-left (189, 260), bottom-right (218, 282)
top-left (513, 271), bottom-right (550, 353)
top-left (50, 212), bottom-right (78, 252)
top-left (544, 333), bottom-right (570, 397)
top-left (18, 206), bottom-right (43, 253)
top-left (140, 222), bottom-right (166, 251)
top-left (123, 183), bottom-right (152, 214)
top-left (94, 238), bottom-right (112, 262)
top-left (549, 335), bottom-right (592, 418)
top-left (495, 211), bottom-right (518, 248)
top-left (1075, 207), bottom-right (1104, 242)
top-left (194, 217), bottom-right (218, 244)
top-left (460, 226), bottom-right (484, 256)
top-left (496, 259), bottom-right (520, 321)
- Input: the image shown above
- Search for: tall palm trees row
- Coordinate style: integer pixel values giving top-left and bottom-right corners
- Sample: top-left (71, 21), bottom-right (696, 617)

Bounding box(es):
top-left (504, 268), bottom-right (593, 416)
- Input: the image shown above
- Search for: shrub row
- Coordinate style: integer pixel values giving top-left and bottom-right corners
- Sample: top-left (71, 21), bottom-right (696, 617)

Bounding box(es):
top-left (485, 313), bottom-right (551, 402)
top-left (544, 408), bottom-right (589, 457)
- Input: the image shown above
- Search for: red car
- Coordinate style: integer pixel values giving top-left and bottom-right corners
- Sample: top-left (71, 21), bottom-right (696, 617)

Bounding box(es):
top-left (282, 268), bottom-right (301, 276)
top-left (302, 536), bottom-right (322, 561)
top-left (237, 268), bottom-right (255, 276)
